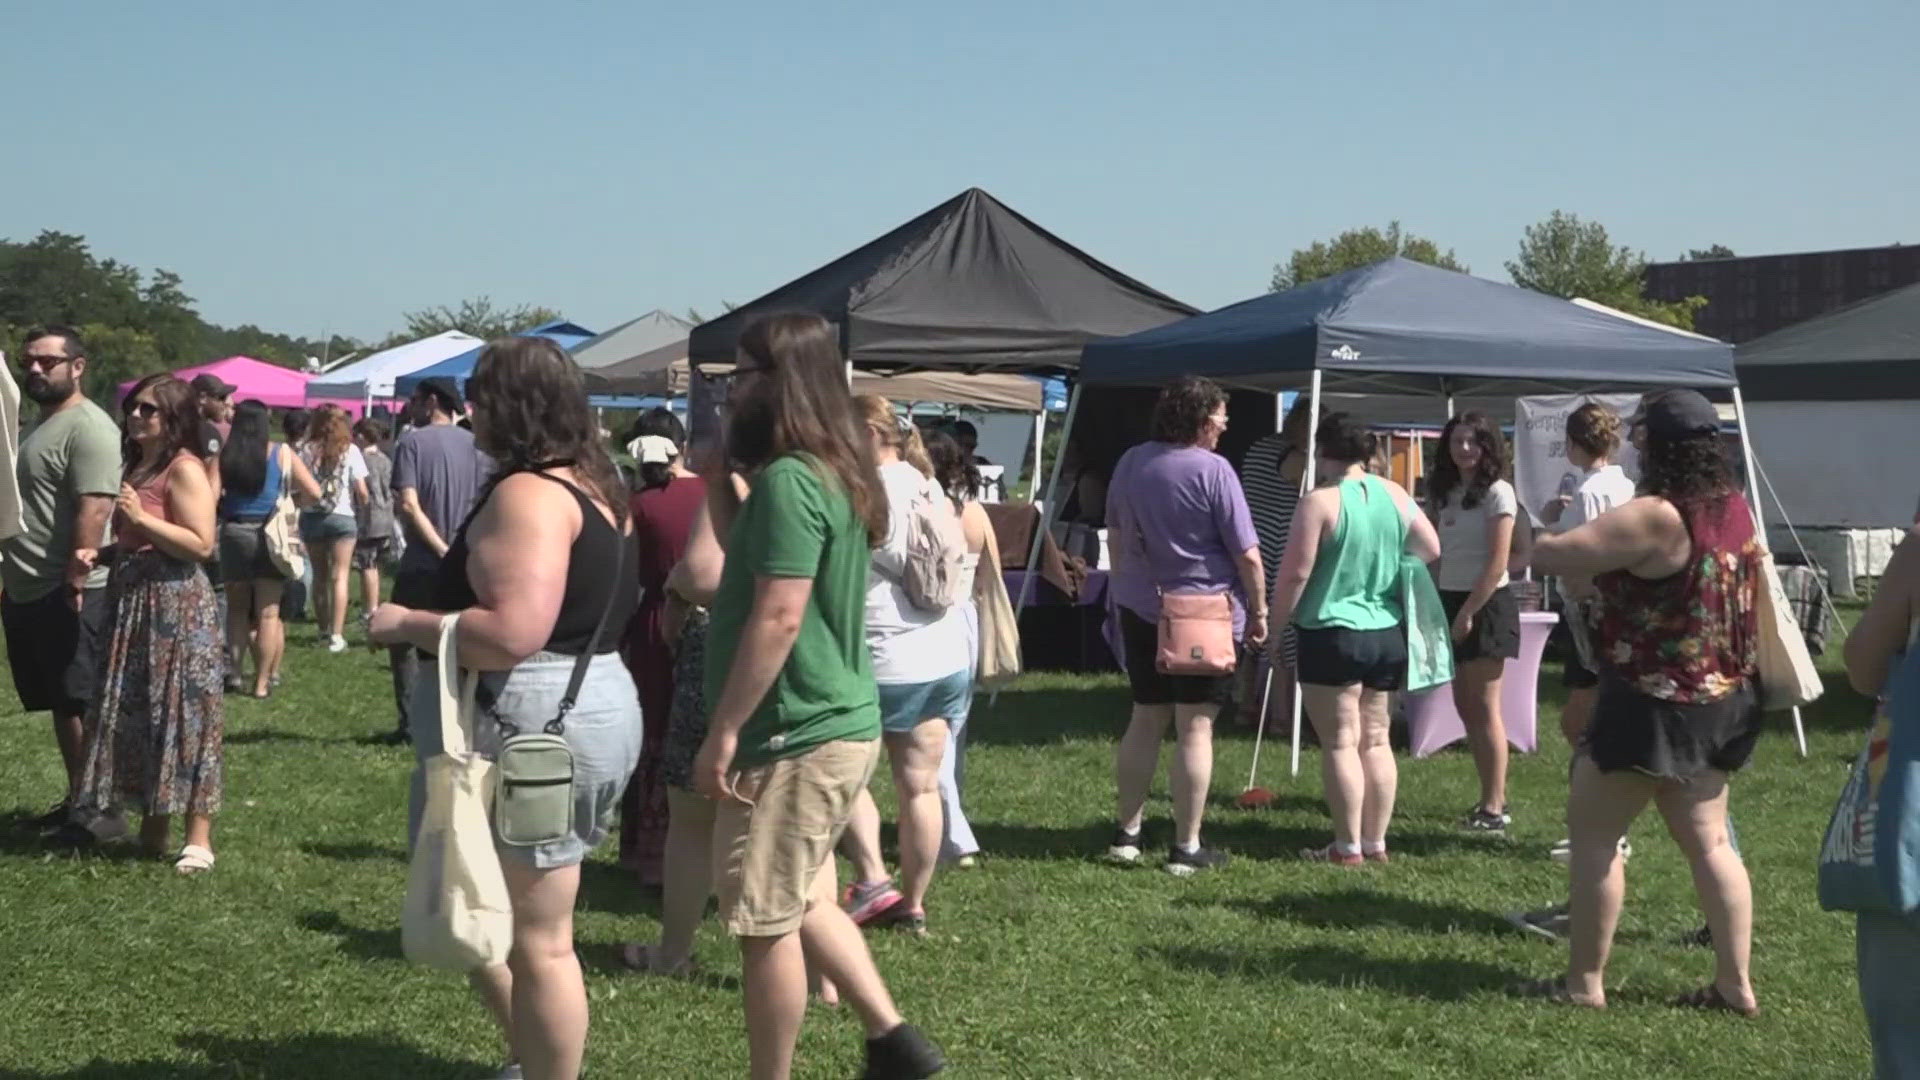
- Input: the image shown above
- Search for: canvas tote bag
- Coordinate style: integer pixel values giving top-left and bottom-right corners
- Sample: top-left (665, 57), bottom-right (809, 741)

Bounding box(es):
top-left (402, 613), bottom-right (513, 971)
top-left (974, 517), bottom-right (1022, 686)
top-left (263, 446), bottom-right (308, 580)
top-left (1755, 547), bottom-right (1824, 710)
top-left (1819, 619), bottom-right (1920, 922)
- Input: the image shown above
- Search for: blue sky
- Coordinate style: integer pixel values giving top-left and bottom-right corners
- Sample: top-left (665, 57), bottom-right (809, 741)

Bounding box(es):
top-left (3, 1), bottom-right (1914, 344)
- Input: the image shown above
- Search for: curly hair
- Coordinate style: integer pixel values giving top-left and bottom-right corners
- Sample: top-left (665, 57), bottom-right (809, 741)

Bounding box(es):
top-left (308, 404), bottom-right (352, 478)
top-left (466, 337), bottom-right (630, 526)
top-left (1150, 376), bottom-right (1228, 445)
top-left (1429, 412), bottom-right (1508, 511)
top-left (923, 426), bottom-right (981, 501)
top-left (1639, 430), bottom-right (1734, 509)
top-left (119, 373), bottom-right (200, 486)
top-left (1566, 402), bottom-right (1623, 460)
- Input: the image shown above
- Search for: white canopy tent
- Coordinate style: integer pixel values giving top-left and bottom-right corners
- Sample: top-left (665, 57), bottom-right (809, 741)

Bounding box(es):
top-left (306, 330), bottom-right (484, 406)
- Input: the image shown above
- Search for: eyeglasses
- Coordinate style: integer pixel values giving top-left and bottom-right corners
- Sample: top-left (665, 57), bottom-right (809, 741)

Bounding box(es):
top-left (20, 354), bottom-right (72, 371)
top-left (125, 401), bottom-right (161, 420)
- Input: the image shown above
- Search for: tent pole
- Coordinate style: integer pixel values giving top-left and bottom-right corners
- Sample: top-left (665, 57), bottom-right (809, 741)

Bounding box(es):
top-left (1031, 411), bottom-right (1047, 502)
top-left (1289, 369), bottom-right (1323, 779)
top-left (1732, 386), bottom-right (1807, 759)
top-left (997, 383), bottom-right (1082, 709)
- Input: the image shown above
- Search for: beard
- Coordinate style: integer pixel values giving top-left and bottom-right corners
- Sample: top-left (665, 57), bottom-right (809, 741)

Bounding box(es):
top-left (23, 372), bottom-right (73, 405)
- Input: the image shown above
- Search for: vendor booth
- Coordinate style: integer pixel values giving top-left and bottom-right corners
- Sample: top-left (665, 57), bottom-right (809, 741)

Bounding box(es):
top-left (306, 330), bottom-right (482, 413)
top-left (118, 356), bottom-right (313, 411)
top-left (1070, 257), bottom-right (1777, 773)
top-left (393, 320), bottom-right (596, 399)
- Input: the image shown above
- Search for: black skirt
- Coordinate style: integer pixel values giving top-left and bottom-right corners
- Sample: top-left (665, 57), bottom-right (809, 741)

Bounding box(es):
top-left (1441, 585), bottom-right (1520, 664)
top-left (1584, 677), bottom-right (1763, 780)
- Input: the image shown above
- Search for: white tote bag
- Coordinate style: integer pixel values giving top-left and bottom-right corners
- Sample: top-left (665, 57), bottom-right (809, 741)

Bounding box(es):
top-left (1754, 548), bottom-right (1824, 711)
top-left (401, 613), bottom-right (513, 971)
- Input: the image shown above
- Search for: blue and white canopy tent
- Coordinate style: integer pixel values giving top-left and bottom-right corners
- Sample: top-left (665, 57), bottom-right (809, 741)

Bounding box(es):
top-left (306, 330), bottom-right (484, 412)
top-left (393, 320), bottom-right (597, 399)
top-left (1057, 258), bottom-right (1803, 770)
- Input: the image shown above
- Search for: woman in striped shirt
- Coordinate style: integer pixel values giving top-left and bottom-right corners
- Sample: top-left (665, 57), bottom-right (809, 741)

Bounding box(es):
top-left (1238, 402), bottom-right (1314, 729)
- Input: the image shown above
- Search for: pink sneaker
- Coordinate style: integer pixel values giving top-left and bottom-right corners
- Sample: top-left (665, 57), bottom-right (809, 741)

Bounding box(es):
top-left (1299, 844), bottom-right (1365, 867)
top-left (841, 880), bottom-right (904, 926)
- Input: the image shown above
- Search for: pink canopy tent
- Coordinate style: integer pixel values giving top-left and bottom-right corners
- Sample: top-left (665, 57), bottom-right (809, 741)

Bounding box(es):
top-left (120, 356), bottom-right (321, 410)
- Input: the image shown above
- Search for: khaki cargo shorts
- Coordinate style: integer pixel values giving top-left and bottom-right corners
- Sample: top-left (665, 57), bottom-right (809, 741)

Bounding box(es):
top-left (711, 738), bottom-right (880, 938)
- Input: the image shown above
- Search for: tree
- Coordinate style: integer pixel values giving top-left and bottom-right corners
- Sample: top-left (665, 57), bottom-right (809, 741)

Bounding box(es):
top-left (1506, 210), bottom-right (1705, 330)
top-left (397, 297), bottom-right (564, 344)
top-left (1683, 244), bottom-right (1737, 261)
top-left (1271, 221), bottom-right (1466, 291)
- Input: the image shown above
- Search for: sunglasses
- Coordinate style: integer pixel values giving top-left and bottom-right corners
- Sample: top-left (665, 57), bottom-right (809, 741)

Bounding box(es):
top-left (20, 354), bottom-right (72, 371)
top-left (125, 401), bottom-right (161, 420)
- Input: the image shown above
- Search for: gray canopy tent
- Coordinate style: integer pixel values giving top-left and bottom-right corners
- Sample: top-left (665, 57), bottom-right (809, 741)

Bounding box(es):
top-left (1052, 258), bottom-right (1804, 770)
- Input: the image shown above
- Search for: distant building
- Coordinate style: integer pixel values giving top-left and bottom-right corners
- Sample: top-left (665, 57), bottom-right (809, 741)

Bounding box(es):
top-left (1644, 244), bottom-right (1920, 343)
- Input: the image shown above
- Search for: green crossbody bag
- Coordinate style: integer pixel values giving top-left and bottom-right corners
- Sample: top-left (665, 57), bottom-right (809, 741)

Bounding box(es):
top-left (492, 524), bottom-right (627, 848)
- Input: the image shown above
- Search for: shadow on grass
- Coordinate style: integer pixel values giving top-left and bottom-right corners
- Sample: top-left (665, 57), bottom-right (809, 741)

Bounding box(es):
top-left (1213, 887), bottom-right (1518, 937)
top-left (298, 910), bottom-right (402, 962)
top-left (577, 859), bottom-right (659, 918)
top-left (969, 817), bottom-right (1332, 863)
top-left (0, 811), bottom-right (158, 863)
top-left (224, 729), bottom-right (343, 747)
top-left (576, 941), bottom-right (743, 992)
top-left (969, 687), bottom-right (1130, 747)
top-left (1153, 941), bottom-right (1513, 1002)
top-left (300, 841), bottom-right (406, 863)
top-left (0, 1032), bottom-right (480, 1079)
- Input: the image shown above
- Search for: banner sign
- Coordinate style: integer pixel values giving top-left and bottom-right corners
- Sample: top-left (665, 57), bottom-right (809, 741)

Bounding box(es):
top-left (1512, 393), bottom-right (1641, 528)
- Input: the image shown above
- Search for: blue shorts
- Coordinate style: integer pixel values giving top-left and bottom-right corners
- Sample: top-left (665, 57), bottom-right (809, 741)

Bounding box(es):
top-left (878, 670), bottom-right (973, 734)
top-left (299, 512), bottom-right (357, 543)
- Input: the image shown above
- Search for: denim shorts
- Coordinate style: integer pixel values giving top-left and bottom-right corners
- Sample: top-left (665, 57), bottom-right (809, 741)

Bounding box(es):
top-left (409, 651), bottom-right (643, 869)
top-left (299, 511), bottom-right (357, 544)
top-left (877, 669), bottom-right (973, 734)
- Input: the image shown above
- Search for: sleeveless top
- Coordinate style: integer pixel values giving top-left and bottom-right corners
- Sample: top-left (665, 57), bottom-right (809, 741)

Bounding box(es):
top-left (433, 468), bottom-right (640, 656)
top-left (1295, 475), bottom-right (1405, 632)
top-left (953, 495), bottom-right (981, 600)
top-left (1593, 491), bottom-right (1761, 704)
top-left (218, 443), bottom-right (284, 522)
top-left (117, 452), bottom-right (196, 554)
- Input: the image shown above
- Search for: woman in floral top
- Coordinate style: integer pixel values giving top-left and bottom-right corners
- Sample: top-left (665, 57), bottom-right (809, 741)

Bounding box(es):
top-left (1525, 389), bottom-right (1762, 1017)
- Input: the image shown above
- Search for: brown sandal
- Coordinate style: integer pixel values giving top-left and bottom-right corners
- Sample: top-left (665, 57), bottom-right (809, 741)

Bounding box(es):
top-left (1673, 984), bottom-right (1758, 1017)
top-left (1511, 976), bottom-right (1605, 1009)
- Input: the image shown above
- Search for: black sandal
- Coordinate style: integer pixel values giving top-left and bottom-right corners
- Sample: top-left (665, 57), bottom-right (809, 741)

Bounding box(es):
top-left (1673, 984), bottom-right (1758, 1017)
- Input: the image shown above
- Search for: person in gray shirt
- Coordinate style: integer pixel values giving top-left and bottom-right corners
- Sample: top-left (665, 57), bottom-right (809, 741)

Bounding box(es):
top-left (377, 377), bottom-right (488, 742)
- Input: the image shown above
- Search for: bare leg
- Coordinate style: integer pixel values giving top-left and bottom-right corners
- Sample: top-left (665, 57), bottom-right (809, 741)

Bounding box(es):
top-left (839, 788), bottom-right (892, 886)
top-left (1168, 703), bottom-right (1215, 850)
top-left (54, 711), bottom-right (87, 803)
top-left (1303, 683), bottom-right (1363, 845)
top-left (1565, 756), bottom-right (1655, 1005)
top-left (648, 787), bottom-right (716, 969)
top-left (1267, 655), bottom-right (1299, 734)
top-left (887, 721), bottom-right (947, 914)
top-left (806, 859), bottom-right (840, 1004)
top-left (359, 562), bottom-right (381, 619)
top-left (1357, 688), bottom-right (1397, 847)
top-left (326, 537), bottom-right (354, 639)
top-left (253, 581), bottom-right (285, 694)
top-left (1655, 770), bottom-right (1757, 1012)
top-left (1453, 658), bottom-right (1508, 813)
top-left (183, 812), bottom-right (213, 854)
top-left (798, 894), bottom-right (905, 1040)
top-left (225, 581), bottom-right (254, 682)
top-left (1115, 704), bottom-right (1172, 833)
top-left (740, 930), bottom-right (809, 1080)
top-left (1561, 686), bottom-right (1597, 749)
top-left (500, 858), bottom-right (587, 1080)
top-left (469, 965), bottom-right (514, 1065)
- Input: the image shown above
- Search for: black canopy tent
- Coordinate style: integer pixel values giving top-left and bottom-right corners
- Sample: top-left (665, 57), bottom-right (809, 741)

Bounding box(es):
top-left (687, 187), bottom-right (1197, 376)
top-left (1736, 280), bottom-right (1920, 401)
top-left (1044, 259), bottom-right (1805, 770)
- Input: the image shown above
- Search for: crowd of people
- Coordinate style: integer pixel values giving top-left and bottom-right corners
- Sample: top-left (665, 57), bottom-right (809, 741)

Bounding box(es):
top-left (6, 321), bottom-right (1917, 1078)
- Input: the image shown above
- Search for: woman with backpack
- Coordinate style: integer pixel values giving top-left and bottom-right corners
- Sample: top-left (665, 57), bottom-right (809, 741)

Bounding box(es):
top-left (1843, 525), bottom-right (1920, 1077)
top-left (837, 396), bottom-right (973, 935)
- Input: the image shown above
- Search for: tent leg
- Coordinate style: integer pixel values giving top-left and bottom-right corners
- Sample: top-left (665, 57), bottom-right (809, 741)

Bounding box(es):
top-left (1289, 370), bottom-right (1323, 779)
top-left (994, 384), bottom-right (1082, 709)
top-left (1733, 386), bottom-right (1807, 760)
top-left (1031, 412), bottom-right (1046, 502)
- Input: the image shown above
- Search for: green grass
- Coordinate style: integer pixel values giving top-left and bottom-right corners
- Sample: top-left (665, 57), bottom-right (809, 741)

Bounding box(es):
top-left (0, 625), bottom-right (1880, 1078)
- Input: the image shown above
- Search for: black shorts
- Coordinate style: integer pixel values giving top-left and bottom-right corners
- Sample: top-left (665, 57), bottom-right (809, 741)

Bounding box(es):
top-left (352, 536), bottom-right (394, 571)
top-left (1295, 625), bottom-right (1407, 691)
top-left (2, 585), bottom-right (108, 715)
top-left (1118, 606), bottom-right (1234, 708)
top-left (1586, 677), bottom-right (1763, 780)
top-left (1441, 586), bottom-right (1521, 665)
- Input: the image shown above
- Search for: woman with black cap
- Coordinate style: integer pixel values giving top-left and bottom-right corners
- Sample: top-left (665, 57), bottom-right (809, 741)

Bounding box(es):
top-left (1522, 389), bottom-right (1762, 1016)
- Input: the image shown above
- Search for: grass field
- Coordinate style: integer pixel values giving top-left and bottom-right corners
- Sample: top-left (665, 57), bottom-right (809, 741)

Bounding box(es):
top-left (0, 621), bottom-right (1882, 1078)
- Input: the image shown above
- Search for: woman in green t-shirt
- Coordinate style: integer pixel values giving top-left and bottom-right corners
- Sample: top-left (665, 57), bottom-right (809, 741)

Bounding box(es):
top-left (1271, 413), bottom-right (1440, 866)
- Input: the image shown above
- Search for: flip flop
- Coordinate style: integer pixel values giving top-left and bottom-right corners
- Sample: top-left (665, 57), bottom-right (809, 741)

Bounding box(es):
top-left (1673, 984), bottom-right (1759, 1017)
top-left (1511, 976), bottom-right (1605, 1009)
top-left (174, 844), bottom-right (216, 876)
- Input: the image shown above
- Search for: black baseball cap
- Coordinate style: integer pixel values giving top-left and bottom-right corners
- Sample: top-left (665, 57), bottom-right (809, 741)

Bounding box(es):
top-left (190, 373), bottom-right (237, 398)
top-left (1637, 389), bottom-right (1721, 441)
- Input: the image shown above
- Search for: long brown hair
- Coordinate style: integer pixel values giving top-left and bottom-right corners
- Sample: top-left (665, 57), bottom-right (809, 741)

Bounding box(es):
top-left (854, 394), bottom-right (932, 479)
top-left (1430, 412), bottom-right (1508, 511)
top-left (119, 373), bottom-right (199, 486)
top-left (309, 404), bottom-right (352, 477)
top-left (728, 313), bottom-right (888, 546)
top-left (466, 337), bottom-right (629, 525)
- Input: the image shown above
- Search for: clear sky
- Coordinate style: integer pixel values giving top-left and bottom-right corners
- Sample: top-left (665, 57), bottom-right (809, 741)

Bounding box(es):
top-left (3, 0), bottom-right (1914, 344)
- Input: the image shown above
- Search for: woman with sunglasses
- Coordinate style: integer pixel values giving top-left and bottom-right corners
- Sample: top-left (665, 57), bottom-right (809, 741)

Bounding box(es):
top-left (76, 374), bottom-right (224, 874)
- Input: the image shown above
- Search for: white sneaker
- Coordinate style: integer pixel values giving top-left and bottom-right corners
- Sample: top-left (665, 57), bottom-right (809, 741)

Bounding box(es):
top-left (328, 634), bottom-right (348, 654)
top-left (1550, 838), bottom-right (1632, 865)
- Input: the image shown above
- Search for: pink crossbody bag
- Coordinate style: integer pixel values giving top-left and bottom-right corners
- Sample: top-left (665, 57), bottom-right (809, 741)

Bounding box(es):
top-left (1156, 589), bottom-right (1237, 676)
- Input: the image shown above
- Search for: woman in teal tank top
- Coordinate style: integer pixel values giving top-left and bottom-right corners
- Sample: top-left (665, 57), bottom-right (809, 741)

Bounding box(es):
top-left (1271, 414), bottom-right (1441, 866)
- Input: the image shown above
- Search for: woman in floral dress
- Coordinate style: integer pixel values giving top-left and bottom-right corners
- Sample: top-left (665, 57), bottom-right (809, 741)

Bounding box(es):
top-left (1525, 390), bottom-right (1762, 1016)
top-left (79, 373), bottom-right (225, 874)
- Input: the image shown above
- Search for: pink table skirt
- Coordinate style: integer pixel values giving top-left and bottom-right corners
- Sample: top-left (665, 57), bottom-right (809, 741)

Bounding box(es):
top-left (1406, 610), bottom-right (1559, 759)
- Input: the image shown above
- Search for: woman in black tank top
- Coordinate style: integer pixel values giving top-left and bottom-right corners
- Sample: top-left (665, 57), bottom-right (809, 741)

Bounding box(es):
top-left (369, 338), bottom-right (641, 1080)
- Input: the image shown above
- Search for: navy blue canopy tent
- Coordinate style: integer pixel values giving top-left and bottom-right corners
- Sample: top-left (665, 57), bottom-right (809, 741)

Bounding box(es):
top-left (393, 320), bottom-right (596, 399)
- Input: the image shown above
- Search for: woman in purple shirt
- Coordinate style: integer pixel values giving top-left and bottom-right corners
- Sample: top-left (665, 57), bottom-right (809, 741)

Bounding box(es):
top-left (1104, 377), bottom-right (1266, 877)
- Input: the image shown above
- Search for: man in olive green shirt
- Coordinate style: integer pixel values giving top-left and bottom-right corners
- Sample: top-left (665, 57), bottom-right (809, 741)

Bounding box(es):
top-left (2, 327), bottom-right (120, 830)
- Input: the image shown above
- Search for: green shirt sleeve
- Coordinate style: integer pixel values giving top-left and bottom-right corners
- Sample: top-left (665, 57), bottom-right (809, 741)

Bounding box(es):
top-left (69, 410), bottom-right (124, 497)
top-left (738, 459), bottom-right (829, 579)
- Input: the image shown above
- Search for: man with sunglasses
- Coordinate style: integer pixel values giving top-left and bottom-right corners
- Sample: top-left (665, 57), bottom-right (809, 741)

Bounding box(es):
top-left (2, 327), bottom-right (123, 837)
